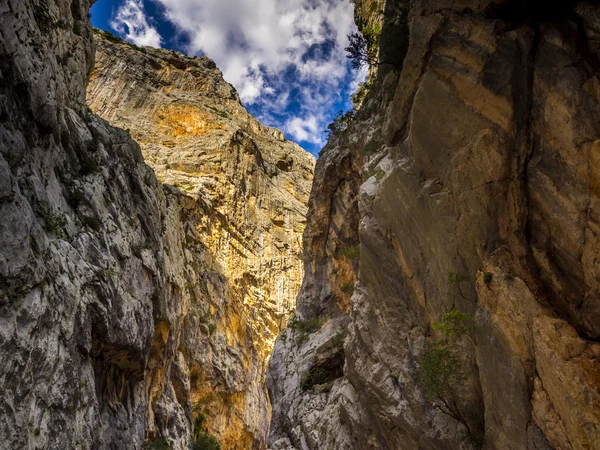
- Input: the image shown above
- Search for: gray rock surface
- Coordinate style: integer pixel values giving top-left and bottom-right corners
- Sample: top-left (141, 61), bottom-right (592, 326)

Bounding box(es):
top-left (268, 1), bottom-right (600, 449)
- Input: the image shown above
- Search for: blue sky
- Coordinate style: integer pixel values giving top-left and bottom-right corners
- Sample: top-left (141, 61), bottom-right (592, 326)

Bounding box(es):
top-left (90, 0), bottom-right (366, 155)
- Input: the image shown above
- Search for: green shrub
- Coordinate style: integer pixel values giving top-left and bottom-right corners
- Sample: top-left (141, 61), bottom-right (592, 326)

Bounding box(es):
top-left (207, 323), bottom-right (217, 335)
top-left (337, 245), bottom-right (360, 261)
top-left (419, 339), bottom-right (460, 399)
top-left (447, 271), bottom-right (466, 284)
top-left (365, 167), bottom-right (385, 182)
top-left (101, 30), bottom-right (124, 44)
top-left (432, 310), bottom-right (473, 339)
top-left (45, 213), bottom-right (67, 238)
top-left (363, 138), bottom-right (382, 155)
top-left (206, 105), bottom-right (229, 119)
top-left (301, 367), bottom-right (331, 391)
top-left (483, 272), bottom-right (493, 285)
top-left (80, 156), bottom-right (98, 175)
top-left (289, 316), bottom-right (323, 345)
top-left (192, 401), bottom-right (221, 450)
top-left (421, 308), bottom-right (482, 447)
top-left (419, 310), bottom-right (474, 399)
top-left (192, 435), bottom-right (220, 450)
top-left (289, 316), bottom-right (323, 334)
top-left (73, 22), bottom-right (83, 36)
top-left (352, 80), bottom-right (373, 108)
top-left (67, 189), bottom-right (86, 209)
top-left (341, 282), bottom-right (354, 295)
top-left (82, 216), bottom-right (102, 232)
top-left (363, 23), bottom-right (382, 42)
top-left (103, 267), bottom-right (119, 278)
top-left (126, 42), bottom-right (144, 52)
top-left (325, 109), bottom-right (355, 138)
top-left (331, 329), bottom-right (347, 347)
top-left (142, 438), bottom-right (172, 450)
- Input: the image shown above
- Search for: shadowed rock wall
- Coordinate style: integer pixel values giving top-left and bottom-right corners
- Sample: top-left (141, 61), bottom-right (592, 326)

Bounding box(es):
top-left (268, 1), bottom-right (600, 449)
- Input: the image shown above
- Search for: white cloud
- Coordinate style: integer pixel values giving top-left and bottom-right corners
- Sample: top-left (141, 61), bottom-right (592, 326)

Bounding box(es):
top-left (285, 115), bottom-right (325, 145)
top-left (151, 0), bottom-right (361, 148)
top-left (111, 0), bottom-right (162, 48)
top-left (349, 65), bottom-right (369, 92)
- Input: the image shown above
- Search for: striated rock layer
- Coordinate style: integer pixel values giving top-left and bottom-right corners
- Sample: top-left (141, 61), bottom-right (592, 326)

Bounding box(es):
top-left (268, 1), bottom-right (600, 449)
top-left (86, 31), bottom-right (314, 449)
top-left (0, 1), bottom-right (312, 449)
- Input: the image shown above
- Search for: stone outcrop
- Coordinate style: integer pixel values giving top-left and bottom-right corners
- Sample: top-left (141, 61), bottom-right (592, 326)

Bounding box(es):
top-left (0, 1), bottom-right (312, 449)
top-left (86, 31), bottom-right (314, 448)
top-left (268, 1), bottom-right (600, 449)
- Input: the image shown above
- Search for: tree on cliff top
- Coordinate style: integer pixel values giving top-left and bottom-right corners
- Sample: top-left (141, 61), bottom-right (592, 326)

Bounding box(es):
top-left (345, 31), bottom-right (375, 70)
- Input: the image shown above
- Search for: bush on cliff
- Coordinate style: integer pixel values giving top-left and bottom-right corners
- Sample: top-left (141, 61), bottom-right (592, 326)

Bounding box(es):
top-left (192, 401), bottom-right (221, 450)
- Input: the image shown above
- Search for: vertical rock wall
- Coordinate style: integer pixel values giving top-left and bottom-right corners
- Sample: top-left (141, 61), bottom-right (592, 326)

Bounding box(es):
top-left (268, 1), bottom-right (600, 449)
top-left (86, 33), bottom-right (315, 448)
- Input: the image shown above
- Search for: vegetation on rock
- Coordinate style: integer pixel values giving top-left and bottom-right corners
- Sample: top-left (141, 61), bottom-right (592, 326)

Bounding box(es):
top-left (341, 282), bottom-right (355, 295)
top-left (419, 310), bottom-right (482, 447)
top-left (142, 437), bottom-right (172, 450)
top-left (483, 272), bottom-right (493, 285)
top-left (192, 401), bottom-right (221, 450)
top-left (447, 271), bottom-right (467, 284)
top-left (431, 310), bottom-right (473, 339)
top-left (325, 109), bottom-right (355, 138)
top-left (337, 245), bottom-right (360, 261)
top-left (289, 315), bottom-right (324, 345)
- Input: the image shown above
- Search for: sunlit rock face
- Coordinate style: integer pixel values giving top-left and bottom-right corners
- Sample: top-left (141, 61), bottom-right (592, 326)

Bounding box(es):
top-left (84, 32), bottom-right (315, 449)
top-left (83, 31), bottom-right (316, 449)
top-left (0, 0), bottom-right (312, 448)
top-left (268, 1), bottom-right (600, 449)
top-left (87, 32), bottom-right (315, 343)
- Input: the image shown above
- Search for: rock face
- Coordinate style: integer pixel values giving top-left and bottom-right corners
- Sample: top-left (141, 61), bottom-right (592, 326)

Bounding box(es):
top-left (0, 2), bottom-right (312, 450)
top-left (268, 1), bottom-right (600, 449)
top-left (86, 32), bottom-right (314, 449)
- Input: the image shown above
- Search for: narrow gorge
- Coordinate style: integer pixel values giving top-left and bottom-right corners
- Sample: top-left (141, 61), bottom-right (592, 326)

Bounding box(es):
top-left (1, 0), bottom-right (600, 450)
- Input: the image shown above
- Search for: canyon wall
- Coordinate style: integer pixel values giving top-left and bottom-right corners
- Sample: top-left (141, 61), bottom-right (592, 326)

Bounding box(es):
top-left (86, 32), bottom-right (315, 449)
top-left (0, 1), bottom-right (312, 449)
top-left (268, 1), bottom-right (600, 449)
top-left (2, 0), bottom-right (600, 449)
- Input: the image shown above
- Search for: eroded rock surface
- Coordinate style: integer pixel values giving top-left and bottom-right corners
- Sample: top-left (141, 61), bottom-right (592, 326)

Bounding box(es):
top-left (268, 1), bottom-right (600, 449)
top-left (86, 32), bottom-right (315, 448)
top-left (0, 1), bottom-right (312, 449)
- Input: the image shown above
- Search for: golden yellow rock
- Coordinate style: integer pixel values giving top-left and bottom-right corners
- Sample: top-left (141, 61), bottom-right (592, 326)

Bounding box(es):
top-left (87, 30), bottom-right (315, 449)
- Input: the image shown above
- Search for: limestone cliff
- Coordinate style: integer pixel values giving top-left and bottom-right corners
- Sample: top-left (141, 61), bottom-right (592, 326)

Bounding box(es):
top-left (87, 32), bottom-right (314, 339)
top-left (268, 1), bottom-right (600, 449)
top-left (86, 31), bottom-right (315, 448)
top-left (0, 1), bottom-right (312, 449)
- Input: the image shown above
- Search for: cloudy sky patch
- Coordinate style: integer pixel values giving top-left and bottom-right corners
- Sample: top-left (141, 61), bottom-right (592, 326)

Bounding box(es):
top-left (91, 0), bottom-right (365, 154)
top-left (110, 0), bottom-right (163, 47)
